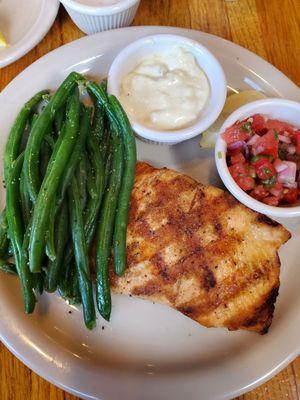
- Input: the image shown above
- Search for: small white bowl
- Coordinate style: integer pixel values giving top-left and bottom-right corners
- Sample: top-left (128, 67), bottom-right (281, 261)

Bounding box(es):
top-left (215, 98), bottom-right (300, 218)
top-left (107, 34), bottom-right (227, 145)
top-left (60, 0), bottom-right (140, 35)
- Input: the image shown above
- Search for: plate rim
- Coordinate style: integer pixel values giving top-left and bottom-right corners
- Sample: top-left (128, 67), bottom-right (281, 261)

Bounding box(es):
top-left (0, 0), bottom-right (59, 68)
top-left (0, 25), bottom-right (299, 400)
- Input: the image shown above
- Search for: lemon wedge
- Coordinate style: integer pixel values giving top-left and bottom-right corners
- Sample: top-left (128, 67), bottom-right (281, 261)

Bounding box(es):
top-left (199, 90), bottom-right (267, 148)
top-left (0, 31), bottom-right (8, 48)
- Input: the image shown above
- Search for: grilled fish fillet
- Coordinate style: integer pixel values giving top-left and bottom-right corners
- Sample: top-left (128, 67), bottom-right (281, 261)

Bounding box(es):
top-left (111, 162), bottom-right (291, 334)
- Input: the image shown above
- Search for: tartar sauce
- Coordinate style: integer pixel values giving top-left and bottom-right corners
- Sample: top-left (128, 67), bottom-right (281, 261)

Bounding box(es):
top-left (119, 47), bottom-right (210, 130)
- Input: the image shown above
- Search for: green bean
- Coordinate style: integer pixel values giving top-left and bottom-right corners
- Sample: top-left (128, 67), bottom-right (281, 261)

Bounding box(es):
top-left (85, 82), bottom-right (116, 191)
top-left (45, 199), bottom-right (69, 292)
top-left (40, 133), bottom-right (56, 260)
top-left (29, 88), bottom-right (80, 273)
top-left (0, 258), bottom-right (17, 275)
top-left (4, 91), bottom-right (48, 183)
top-left (86, 82), bottom-right (137, 276)
top-left (0, 210), bottom-right (9, 257)
top-left (86, 82), bottom-right (118, 127)
top-left (42, 130), bottom-right (57, 261)
top-left (39, 124), bottom-right (55, 180)
top-left (71, 273), bottom-right (82, 305)
top-left (54, 104), bottom-right (66, 136)
top-left (109, 95), bottom-right (137, 276)
top-left (20, 171), bottom-right (31, 228)
top-left (45, 201), bottom-right (56, 261)
top-left (69, 176), bottom-right (96, 329)
top-left (24, 72), bottom-right (82, 203)
top-left (48, 107), bottom-right (91, 265)
top-left (56, 106), bottom-right (91, 209)
top-left (44, 132), bottom-right (55, 149)
top-left (6, 153), bottom-right (36, 313)
top-left (85, 134), bottom-right (105, 248)
top-left (91, 98), bottom-right (105, 141)
top-left (95, 125), bottom-right (124, 321)
top-left (33, 270), bottom-right (45, 295)
top-left (19, 113), bottom-right (39, 229)
top-left (59, 265), bottom-right (82, 305)
top-left (58, 132), bottom-right (103, 283)
top-left (76, 151), bottom-right (88, 211)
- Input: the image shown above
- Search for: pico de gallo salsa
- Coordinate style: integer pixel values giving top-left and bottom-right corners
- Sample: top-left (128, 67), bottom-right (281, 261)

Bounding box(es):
top-left (222, 114), bottom-right (300, 206)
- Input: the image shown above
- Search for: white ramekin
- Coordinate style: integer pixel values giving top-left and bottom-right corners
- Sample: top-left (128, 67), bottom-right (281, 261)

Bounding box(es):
top-left (107, 34), bottom-right (227, 145)
top-left (215, 98), bottom-right (300, 218)
top-left (60, 0), bottom-right (140, 35)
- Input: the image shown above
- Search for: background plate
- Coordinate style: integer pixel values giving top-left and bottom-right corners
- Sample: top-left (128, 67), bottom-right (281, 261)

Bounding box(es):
top-left (0, 26), bottom-right (299, 400)
top-left (0, 0), bottom-right (59, 68)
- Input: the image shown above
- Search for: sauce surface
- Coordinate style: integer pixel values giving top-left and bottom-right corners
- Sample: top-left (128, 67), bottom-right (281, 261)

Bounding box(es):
top-left (119, 47), bottom-right (210, 131)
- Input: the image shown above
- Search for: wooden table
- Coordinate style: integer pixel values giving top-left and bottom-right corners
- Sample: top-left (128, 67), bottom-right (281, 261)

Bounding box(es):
top-left (0, 1), bottom-right (299, 399)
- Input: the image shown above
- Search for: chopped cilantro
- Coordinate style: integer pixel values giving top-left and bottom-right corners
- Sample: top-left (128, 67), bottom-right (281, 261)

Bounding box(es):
top-left (250, 155), bottom-right (269, 163)
top-left (263, 167), bottom-right (271, 175)
top-left (251, 155), bottom-right (260, 163)
top-left (274, 130), bottom-right (279, 140)
top-left (241, 121), bottom-right (252, 132)
top-left (262, 175), bottom-right (276, 188)
top-left (218, 151), bottom-right (222, 159)
top-left (278, 148), bottom-right (287, 160)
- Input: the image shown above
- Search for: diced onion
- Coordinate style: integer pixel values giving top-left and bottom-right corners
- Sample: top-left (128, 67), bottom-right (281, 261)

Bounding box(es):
top-left (228, 140), bottom-right (246, 150)
top-left (247, 134), bottom-right (260, 146)
top-left (287, 144), bottom-right (296, 155)
top-left (277, 161), bottom-right (297, 185)
top-left (274, 159), bottom-right (288, 173)
top-left (278, 134), bottom-right (291, 144)
top-left (283, 182), bottom-right (298, 189)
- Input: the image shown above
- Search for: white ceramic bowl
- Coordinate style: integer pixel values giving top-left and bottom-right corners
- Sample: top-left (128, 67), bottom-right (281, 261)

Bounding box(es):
top-left (60, 0), bottom-right (140, 35)
top-left (215, 98), bottom-right (300, 218)
top-left (108, 34), bottom-right (227, 145)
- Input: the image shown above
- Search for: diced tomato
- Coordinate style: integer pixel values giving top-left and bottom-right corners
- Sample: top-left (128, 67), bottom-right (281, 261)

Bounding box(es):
top-left (251, 114), bottom-right (266, 133)
top-left (230, 152), bottom-right (245, 164)
top-left (251, 130), bottom-right (278, 158)
top-left (282, 188), bottom-right (298, 204)
top-left (222, 122), bottom-right (250, 144)
top-left (228, 162), bottom-right (249, 179)
top-left (250, 185), bottom-right (268, 200)
top-left (228, 162), bottom-right (255, 191)
top-left (235, 176), bottom-right (255, 191)
top-left (269, 182), bottom-right (284, 198)
top-left (266, 119), bottom-right (294, 136)
top-left (262, 196), bottom-right (279, 206)
top-left (248, 165), bottom-right (256, 178)
top-left (294, 132), bottom-right (300, 155)
top-left (254, 159), bottom-right (276, 180)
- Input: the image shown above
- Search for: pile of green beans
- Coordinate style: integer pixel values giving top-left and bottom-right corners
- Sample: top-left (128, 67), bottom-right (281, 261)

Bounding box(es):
top-left (0, 72), bottom-right (136, 328)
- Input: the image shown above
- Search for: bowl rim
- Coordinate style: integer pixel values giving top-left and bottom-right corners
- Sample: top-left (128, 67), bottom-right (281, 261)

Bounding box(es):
top-left (215, 97), bottom-right (300, 218)
top-left (60, 0), bottom-right (140, 15)
top-left (107, 33), bottom-right (227, 144)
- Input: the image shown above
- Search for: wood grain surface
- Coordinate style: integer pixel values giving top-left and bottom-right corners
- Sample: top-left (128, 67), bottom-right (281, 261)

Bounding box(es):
top-left (0, 1), bottom-right (299, 399)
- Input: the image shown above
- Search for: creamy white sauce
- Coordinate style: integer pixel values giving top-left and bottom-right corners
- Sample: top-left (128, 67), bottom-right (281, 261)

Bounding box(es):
top-left (74, 0), bottom-right (121, 6)
top-left (120, 47), bottom-right (210, 131)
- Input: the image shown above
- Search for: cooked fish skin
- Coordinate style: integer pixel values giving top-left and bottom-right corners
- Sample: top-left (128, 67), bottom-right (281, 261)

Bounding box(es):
top-left (111, 162), bottom-right (291, 334)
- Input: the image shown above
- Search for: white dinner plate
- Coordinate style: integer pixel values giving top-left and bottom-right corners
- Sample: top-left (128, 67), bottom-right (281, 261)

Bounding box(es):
top-left (0, 0), bottom-right (59, 68)
top-left (0, 26), bottom-right (300, 400)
